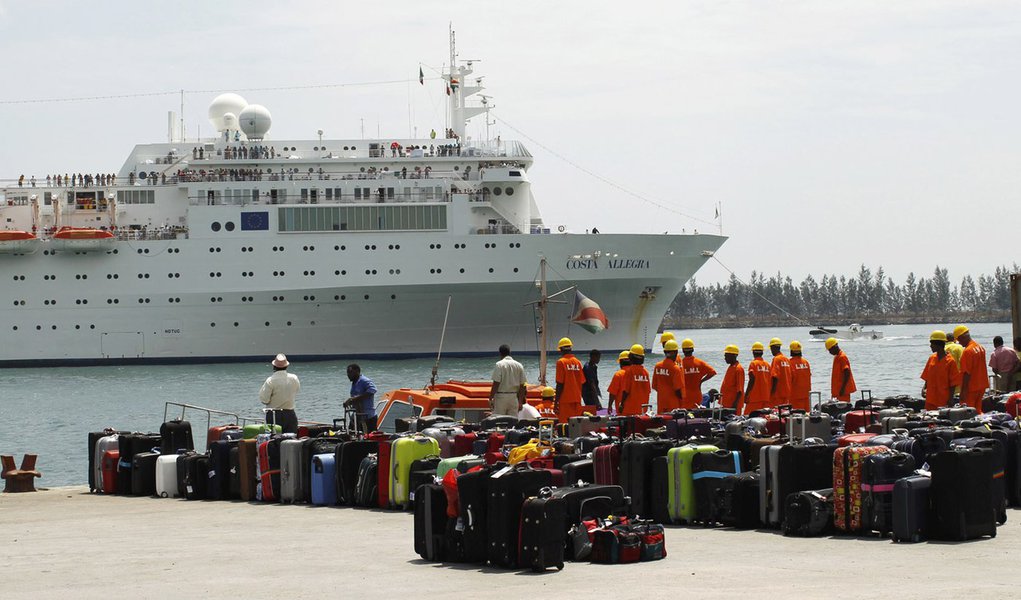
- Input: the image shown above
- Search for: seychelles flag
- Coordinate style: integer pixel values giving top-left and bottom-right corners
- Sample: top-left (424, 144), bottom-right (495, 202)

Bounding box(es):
top-left (571, 290), bottom-right (609, 334)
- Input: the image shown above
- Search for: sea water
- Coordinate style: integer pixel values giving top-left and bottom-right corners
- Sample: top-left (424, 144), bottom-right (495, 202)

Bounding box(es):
top-left (2, 321), bottom-right (1010, 486)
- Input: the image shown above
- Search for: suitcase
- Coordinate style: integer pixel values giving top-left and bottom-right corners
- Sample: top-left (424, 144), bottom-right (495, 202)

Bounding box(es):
top-left (562, 458), bottom-right (595, 485)
top-left (301, 436), bottom-right (347, 503)
top-left (733, 433), bottom-right (785, 471)
top-left (891, 475), bottom-right (931, 543)
top-left (990, 428), bottom-right (1021, 507)
top-left (257, 438), bottom-right (282, 503)
top-left (881, 416), bottom-right (910, 434)
top-left (355, 454), bottom-right (379, 507)
top-left (279, 438), bottom-right (306, 504)
top-left (843, 409), bottom-right (878, 432)
top-left (486, 465), bottom-right (554, 568)
top-left (833, 445), bottom-right (889, 532)
top-left (575, 434), bottom-right (612, 454)
top-left (715, 471), bottom-right (761, 529)
top-left (862, 451), bottom-right (916, 536)
top-left (929, 447), bottom-right (997, 540)
top-left (422, 426), bottom-right (465, 459)
top-left (176, 451), bottom-right (198, 498)
top-left (457, 464), bottom-right (499, 563)
top-left (452, 432), bottom-right (477, 457)
top-left (621, 438), bottom-right (674, 519)
top-left (691, 449), bottom-right (741, 525)
top-left (416, 415), bottom-right (456, 432)
top-left (782, 488), bottom-right (833, 537)
top-left (950, 437), bottom-right (1007, 523)
top-left (760, 442), bottom-right (836, 528)
top-left (242, 423), bottom-right (281, 439)
top-left (377, 438), bottom-right (394, 509)
top-left (100, 450), bottom-right (120, 494)
top-left (938, 406), bottom-right (978, 424)
top-left (207, 425), bottom-right (242, 449)
top-left (838, 433), bottom-right (878, 447)
top-left (665, 416), bottom-right (712, 441)
top-left (819, 400), bottom-right (852, 418)
top-left (336, 440), bottom-right (381, 504)
top-left (160, 419), bottom-right (194, 455)
top-left (228, 445), bottom-right (241, 498)
top-left (116, 433), bottom-right (162, 495)
top-left (866, 433), bottom-right (908, 448)
top-left (480, 415), bottom-right (519, 430)
top-left (613, 414), bottom-right (669, 438)
top-left (786, 413), bottom-right (832, 443)
top-left (414, 483), bottom-right (450, 561)
top-left (93, 433), bottom-right (122, 493)
top-left (664, 444), bottom-right (718, 523)
top-left (436, 454), bottom-right (481, 480)
top-left (238, 439), bottom-right (258, 501)
top-left (155, 454), bottom-right (180, 498)
top-left (518, 495), bottom-right (567, 571)
top-left (649, 456), bottom-right (671, 525)
top-left (593, 444), bottom-right (621, 486)
top-left (207, 439), bottom-right (236, 501)
top-left (311, 453), bottom-right (338, 506)
top-left (182, 454), bottom-right (209, 500)
top-left (390, 436), bottom-right (441, 509)
top-left (568, 415), bottom-right (609, 438)
top-left (131, 452), bottom-right (159, 496)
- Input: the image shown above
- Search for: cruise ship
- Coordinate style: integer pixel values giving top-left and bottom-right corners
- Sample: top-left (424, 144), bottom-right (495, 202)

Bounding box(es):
top-left (0, 37), bottom-right (725, 367)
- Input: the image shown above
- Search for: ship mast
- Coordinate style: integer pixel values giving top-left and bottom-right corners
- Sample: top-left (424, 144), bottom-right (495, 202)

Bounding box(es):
top-left (531, 257), bottom-right (575, 387)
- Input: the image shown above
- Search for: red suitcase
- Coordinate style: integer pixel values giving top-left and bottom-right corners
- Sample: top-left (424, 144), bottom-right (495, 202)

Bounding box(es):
top-left (257, 440), bottom-right (278, 502)
top-left (838, 433), bottom-right (878, 447)
top-left (844, 409), bottom-right (878, 433)
top-left (452, 432), bottom-right (477, 457)
top-left (833, 445), bottom-right (889, 532)
top-left (377, 439), bottom-right (393, 509)
top-left (487, 432), bottom-right (506, 453)
top-left (101, 450), bottom-right (119, 494)
top-left (594, 444), bottom-right (621, 485)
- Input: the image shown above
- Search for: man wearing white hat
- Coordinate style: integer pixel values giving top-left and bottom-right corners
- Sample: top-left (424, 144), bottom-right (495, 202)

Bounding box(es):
top-left (259, 353), bottom-right (301, 434)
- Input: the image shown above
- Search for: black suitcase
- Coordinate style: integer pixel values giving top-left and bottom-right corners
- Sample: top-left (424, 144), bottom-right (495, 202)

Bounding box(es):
top-left (480, 415), bottom-right (518, 430)
top-left (929, 448), bottom-right (996, 540)
top-left (716, 471), bottom-right (761, 529)
top-left (620, 438), bottom-right (673, 518)
top-left (457, 465), bottom-right (497, 564)
top-left (416, 415), bottom-right (455, 432)
top-left (892, 475), bottom-right (931, 543)
top-left (207, 440), bottom-right (236, 500)
top-left (228, 444), bottom-right (241, 498)
top-left (413, 483), bottom-right (449, 561)
top-left (649, 456), bottom-right (671, 525)
top-left (518, 495), bottom-right (566, 571)
top-left (336, 440), bottom-right (381, 505)
top-left (485, 465), bottom-right (553, 568)
top-left (159, 419), bottom-right (194, 455)
top-left (692, 449), bottom-right (743, 525)
top-left (950, 437), bottom-right (1007, 524)
top-left (117, 433), bottom-right (162, 495)
top-left (862, 451), bottom-right (916, 536)
top-left (182, 454), bottom-right (209, 500)
top-left (774, 442), bottom-right (836, 524)
top-left (890, 434), bottom-right (947, 467)
top-left (176, 451), bottom-right (198, 497)
top-left (561, 458), bottom-right (594, 485)
top-left (575, 434), bottom-right (612, 454)
top-left (354, 454), bottom-right (378, 507)
top-left (990, 428), bottom-right (1021, 507)
top-left (783, 488), bottom-right (833, 537)
top-left (130, 451), bottom-right (159, 496)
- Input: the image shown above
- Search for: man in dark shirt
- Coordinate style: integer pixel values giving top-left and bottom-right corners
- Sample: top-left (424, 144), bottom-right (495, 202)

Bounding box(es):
top-left (582, 349), bottom-right (602, 411)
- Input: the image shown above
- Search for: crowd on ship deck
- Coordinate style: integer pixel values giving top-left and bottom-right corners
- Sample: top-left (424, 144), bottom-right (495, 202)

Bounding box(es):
top-left (17, 173), bottom-right (119, 188)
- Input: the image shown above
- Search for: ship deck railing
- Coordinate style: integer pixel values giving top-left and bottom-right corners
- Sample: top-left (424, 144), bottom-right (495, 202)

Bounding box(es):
top-left (163, 402), bottom-right (334, 451)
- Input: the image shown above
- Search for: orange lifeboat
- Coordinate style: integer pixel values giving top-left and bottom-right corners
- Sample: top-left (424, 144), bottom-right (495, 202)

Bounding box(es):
top-left (50, 227), bottom-right (116, 252)
top-left (0, 230), bottom-right (40, 254)
top-left (377, 380), bottom-right (557, 432)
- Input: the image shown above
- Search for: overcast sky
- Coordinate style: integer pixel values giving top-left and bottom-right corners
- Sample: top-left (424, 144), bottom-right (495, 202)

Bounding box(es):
top-left (1, 1), bottom-right (1018, 285)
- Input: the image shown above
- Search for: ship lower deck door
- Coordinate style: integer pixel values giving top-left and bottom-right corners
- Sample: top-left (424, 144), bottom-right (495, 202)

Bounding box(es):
top-left (101, 332), bottom-right (144, 359)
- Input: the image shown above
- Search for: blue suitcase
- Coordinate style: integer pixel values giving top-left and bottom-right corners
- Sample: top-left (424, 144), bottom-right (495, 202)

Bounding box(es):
top-left (311, 453), bottom-right (337, 506)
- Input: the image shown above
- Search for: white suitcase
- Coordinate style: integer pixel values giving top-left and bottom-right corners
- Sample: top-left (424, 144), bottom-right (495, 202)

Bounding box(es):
top-left (93, 434), bottom-right (120, 493)
top-left (155, 454), bottom-right (181, 498)
top-left (786, 413), bottom-right (832, 443)
top-left (279, 439), bottom-right (305, 504)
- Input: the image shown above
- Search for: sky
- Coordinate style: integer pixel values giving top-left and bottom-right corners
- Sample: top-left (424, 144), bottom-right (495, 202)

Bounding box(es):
top-left (1, 1), bottom-right (1018, 285)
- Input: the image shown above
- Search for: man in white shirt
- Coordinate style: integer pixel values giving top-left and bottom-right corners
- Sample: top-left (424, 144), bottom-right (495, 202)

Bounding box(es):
top-left (490, 344), bottom-right (527, 416)
top-left (259, 353), bottom-right (301, 434)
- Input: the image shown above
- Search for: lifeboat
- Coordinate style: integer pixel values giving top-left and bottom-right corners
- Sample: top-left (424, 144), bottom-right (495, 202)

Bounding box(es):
top-left (376, 380), bottom-right (561, 433)
top-left (50, 227), bottom-right (117, 252)
top-left (0, 230), bottom-right (40, 254)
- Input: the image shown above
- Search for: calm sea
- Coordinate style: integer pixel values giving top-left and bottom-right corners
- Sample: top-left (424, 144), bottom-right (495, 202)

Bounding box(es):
top-left (3, 321), bottom-right (1010, 487)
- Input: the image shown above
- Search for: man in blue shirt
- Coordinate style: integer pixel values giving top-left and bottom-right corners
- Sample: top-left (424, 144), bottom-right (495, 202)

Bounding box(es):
top-left (344, 364), bottom-right (378, 433)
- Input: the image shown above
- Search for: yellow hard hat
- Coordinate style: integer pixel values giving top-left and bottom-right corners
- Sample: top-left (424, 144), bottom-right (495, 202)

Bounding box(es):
top-left (541, 386), bottom-right (555, 398)
top-left (663, 340), bottom-right (679, 352)
top-left (660, 332), bottom-right (675, 344)
top-left (825, 337), bottom-right (838, 350)
top-left (952, 325), bottom-right (969, 338)
top-left (751, 342), bottom-right (765, 352)
top-left (724, 344), bottom-right (740, 355)
top-left (769, 337), bottom-right (782, 347)
top-left (681, 338), bottom-right (695, 350)
top-left (618, 350), bottom-right (630, 361)
top-left (557, 337), bottom-right (573, 349)
top-left (790, 341), bottom-right (802, 352)
top-left (930, 330), bottom-right (948, 342)
top-left (629, 344), bottom-right (645, 357)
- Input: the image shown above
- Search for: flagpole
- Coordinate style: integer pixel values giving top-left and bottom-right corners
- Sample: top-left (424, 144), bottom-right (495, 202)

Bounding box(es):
top-left (538, 257), bottom-right (549, 386)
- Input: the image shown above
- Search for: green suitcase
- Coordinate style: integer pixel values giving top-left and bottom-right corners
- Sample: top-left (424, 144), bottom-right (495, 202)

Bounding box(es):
top-left (390, 436), bottom-right (441, 509)
top-left (667, 444), bottom-right (718, 523)
top-left (436, 454), bottom-right (481, 480)
top-left (242, 424), bottom-right (282, 439)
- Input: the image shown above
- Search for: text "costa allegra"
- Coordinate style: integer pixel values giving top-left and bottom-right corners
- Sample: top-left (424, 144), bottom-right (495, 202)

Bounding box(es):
top-left (566, 258), bottom-right (651, 270)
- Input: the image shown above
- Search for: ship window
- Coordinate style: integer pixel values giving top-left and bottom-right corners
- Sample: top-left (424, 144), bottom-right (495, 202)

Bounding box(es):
top-left (211, 222), bottom-right (221, 232)
top-left (505, 187), bottom-right (514, 196)
top-left (509, 171), bottom-right (521, 177)
top-left (493, 187), bottom-right (502, 196)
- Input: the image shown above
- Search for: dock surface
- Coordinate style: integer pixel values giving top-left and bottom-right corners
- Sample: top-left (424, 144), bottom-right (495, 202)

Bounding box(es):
top-left (2, 486), bottom-right (1016, 599)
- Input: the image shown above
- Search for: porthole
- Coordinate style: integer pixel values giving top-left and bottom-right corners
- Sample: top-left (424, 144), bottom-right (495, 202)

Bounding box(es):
top-left (489, 268), bottom-right (494, 273)
top-left (211, 222), bottom-right (222, 232)
top-left (137, 249), bottom-right (144, 254)
top-left (90, 325), bottom-right (95, 329)
top-left (75, 325), bottom-right (80, 330)
top-left (459, 268), bottom-right (465, 273)
top-left (286, 321), bottom-right (292, 326)
top-left (234, 322), bottom-right (239, 327)
top-left (210, 322), bottom-right (216, 327)
top-left (12, 326), bottom-right (18, 331)
top-left (505, 187), bottom-right (514, 196)
top-left (363, 294), bottom-right (369, 300)
top-left (51, 325), bottom-right (57, 330)
top-left (225, 222), bottom-right (235, 231)
top-left (265, 322), bottom-right (271, 327)
top-left (513, 268), bottom-right (519, 273)
top-left (390, 294), bottom-right (396, 300)
top-left (36, 325), bottom-right (41, 331)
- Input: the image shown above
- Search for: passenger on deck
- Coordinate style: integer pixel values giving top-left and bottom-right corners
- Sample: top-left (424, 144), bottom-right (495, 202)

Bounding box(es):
top-left (259, 354), bottom-right (300, 435)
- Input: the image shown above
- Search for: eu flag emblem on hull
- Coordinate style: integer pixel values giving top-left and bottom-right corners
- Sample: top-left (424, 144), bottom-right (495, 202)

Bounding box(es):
top-left (241, 212), bottom-right (269, 231)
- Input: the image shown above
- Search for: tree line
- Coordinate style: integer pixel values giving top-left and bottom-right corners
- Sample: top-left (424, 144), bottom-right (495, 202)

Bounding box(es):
top-left (665, 264), bottom-right (1018, 327)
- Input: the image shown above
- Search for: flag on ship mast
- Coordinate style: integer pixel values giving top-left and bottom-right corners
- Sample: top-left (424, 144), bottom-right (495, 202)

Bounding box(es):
top-left (571, 290), bottom-right (610, 334)
top-left (419, 67), bottom-right (424, 85)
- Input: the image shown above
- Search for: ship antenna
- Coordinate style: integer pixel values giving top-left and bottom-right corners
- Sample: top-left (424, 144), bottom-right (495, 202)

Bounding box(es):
top-left (428, 295), bottom-right (453, 389)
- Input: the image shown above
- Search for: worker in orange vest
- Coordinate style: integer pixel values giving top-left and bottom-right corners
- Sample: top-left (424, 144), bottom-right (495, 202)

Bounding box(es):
top-left (921, 330), bottom-right (961, 410)
top-left (720, 345), bottom-right (745, 413)
top-left (554, 337), bottom-right (586, 422)
top-left (954, 325), bottom-right (988, 413)
top-left (619, 344), bottom-right (651, 416)
top-left (653, 340), bottom-right (685, 413)
top-left (788, 340), bottom-right (812, 411)
top-left (679, 338), bottom-right (717, 409)
top-left (608, 350), bottom-right (630, 415)
top-left (768, 337), bottom-right (792, 408)
top-left (744, 342), bottom-right (772, 414)
top-left (826, 338), bottom-right (857, 402)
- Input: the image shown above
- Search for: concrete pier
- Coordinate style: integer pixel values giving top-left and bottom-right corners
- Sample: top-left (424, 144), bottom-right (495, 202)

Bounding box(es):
top-left (2, 486), bottom-right (1016, 599)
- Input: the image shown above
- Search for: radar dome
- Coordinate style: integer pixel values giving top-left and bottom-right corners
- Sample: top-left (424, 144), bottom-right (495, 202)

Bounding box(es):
top-left (222, 112), bottom-right (238, 131)
top-left (239, 104), bottom-right (272, 140)
top-left (208, 93), bottom-right (248, 132)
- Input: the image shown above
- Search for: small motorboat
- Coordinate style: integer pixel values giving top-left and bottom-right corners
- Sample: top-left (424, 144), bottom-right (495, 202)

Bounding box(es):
top-left (810, 323), bottom-right (883, 341)
top-left (50, 227), bottom-right (117, 252)
top-left (0, 230), bottom-right (40, 254)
